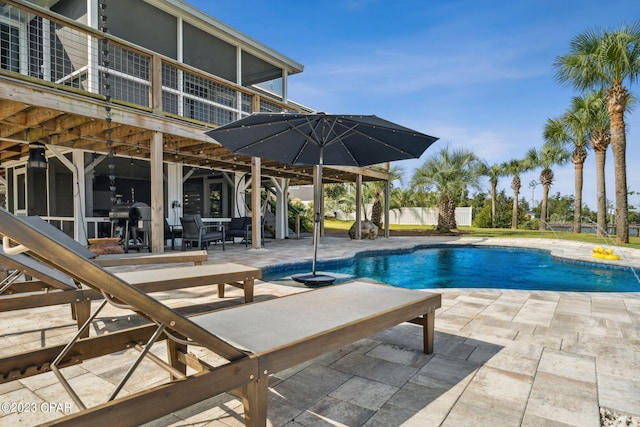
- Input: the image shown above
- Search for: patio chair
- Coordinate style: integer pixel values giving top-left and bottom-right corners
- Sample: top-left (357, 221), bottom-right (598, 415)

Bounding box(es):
top-left (180, 214), bottom-right (225, 251)
top-left (0, 207), bottom-right (441, 426)
top-left (164, 218), bottom-right (181, 250)
top-left (225, 216), bottom-right (265, 247)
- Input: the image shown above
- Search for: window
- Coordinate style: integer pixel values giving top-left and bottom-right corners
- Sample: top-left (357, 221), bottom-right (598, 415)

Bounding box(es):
top-left (1, 22), bottom-right (19, 72)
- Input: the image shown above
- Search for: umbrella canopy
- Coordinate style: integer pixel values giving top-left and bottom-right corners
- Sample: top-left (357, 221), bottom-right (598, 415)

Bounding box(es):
top-left (206, 113), bottom-right (438, 167)
top-left (206, 112), bottom-right (439, 284)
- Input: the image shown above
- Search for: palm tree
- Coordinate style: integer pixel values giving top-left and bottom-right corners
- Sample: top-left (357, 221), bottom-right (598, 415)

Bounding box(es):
top-left (526, 143), bottom-right (571, 230)
top-left (481, 163), bottom-right (507, 228)
top-left (568, 91), bottom-right (611, 236)
top-left (554, 22), bottom-right (640, 243)
top-left (587, 94), bottom-right (612, 237)
top-left (369, 166), bottom-right (403, 228)
top-left (411, 146), bottom-right (483, 233)
top-left (544, 114), bottom-right (588, 233)
top-left (503, 159), bottom-right (531, 229)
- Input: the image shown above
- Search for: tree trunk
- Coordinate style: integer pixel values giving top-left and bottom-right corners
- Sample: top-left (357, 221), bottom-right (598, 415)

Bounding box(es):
top-left (595, 150), bottom-right (607, 237)
top-left (573, 161), bottom-right (584, 233)
top-left (607, 84), bottom-right (629, 243)
top-left (511, 189), bottom-right (519, 230)
top-left (511, 176), bottom-right (521, 230)
top-left (491, 183), bottom-right (497, 228)
top-left (592, 128), bottom-right (610, 238)
top-left (540, 184), bottom-right (550, 230)
top-left (437, 194), bottom-right (456, 233)
top-left (371, 195), bottom-right (382, 228)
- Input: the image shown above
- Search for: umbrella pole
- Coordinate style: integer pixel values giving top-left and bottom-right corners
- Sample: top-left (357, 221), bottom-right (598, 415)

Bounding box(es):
top-left (312, 159), bottom-right (322, 276)
top-left (292, 147), bottom-right (335, 286)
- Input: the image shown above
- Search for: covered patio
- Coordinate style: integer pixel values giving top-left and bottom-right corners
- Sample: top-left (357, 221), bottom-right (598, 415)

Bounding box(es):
top-left (0, 0), bottom-right (392, 253)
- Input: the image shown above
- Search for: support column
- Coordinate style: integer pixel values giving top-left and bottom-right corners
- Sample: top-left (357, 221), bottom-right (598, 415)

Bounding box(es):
top-left (150, 131), bottom-right (164, 253)
top-left (234, 171), bottom-right (248, 217)
top-left (47, 145), bottom-right (87, 245)
top-left (73, 150), bottom-right (87, 244)
top-left (251, 158), bottom-right (262, 249)
top-left (271, 177), bottom-right (289, 239)
top-left (167, 163), bottom-right (183, 227)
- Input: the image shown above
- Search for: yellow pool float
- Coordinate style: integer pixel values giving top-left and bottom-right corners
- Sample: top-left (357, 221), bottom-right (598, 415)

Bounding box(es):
top-left (592, 247), bottom-right (620, 260)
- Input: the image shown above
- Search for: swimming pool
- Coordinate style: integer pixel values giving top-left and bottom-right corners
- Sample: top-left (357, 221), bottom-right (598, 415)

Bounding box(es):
top-left (262, 246), bottom-right (640, 292)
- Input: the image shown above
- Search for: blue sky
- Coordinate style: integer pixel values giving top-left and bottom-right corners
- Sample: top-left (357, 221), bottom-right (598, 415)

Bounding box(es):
top-left (190, 0), bottom-right (640, 211)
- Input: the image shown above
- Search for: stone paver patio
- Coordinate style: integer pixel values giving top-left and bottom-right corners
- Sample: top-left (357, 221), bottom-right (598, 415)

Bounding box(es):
top-left (1, 235), bottom-right (639, 426)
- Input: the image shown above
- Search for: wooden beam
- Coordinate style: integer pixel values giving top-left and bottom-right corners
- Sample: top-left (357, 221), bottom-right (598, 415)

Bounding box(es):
top-left (0, 100), bottom-right (29, 120)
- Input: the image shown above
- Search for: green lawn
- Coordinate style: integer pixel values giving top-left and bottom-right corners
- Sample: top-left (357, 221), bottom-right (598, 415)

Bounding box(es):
top-left (323, 218), bottom-right (640, 250)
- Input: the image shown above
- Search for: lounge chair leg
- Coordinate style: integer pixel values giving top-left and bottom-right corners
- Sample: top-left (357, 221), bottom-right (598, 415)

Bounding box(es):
top-left (217, 283), bottom-right (225, 298)
top-left (242, 377), bottom-right (268, 427)
top-left (73, 298), bottom-right (91, 339)
top-left (243, 278), bottom-right (254, 303)
top-left (423, 311), bottom-right (435, 354)
top-left (166, 339), bottom-right (187, 381)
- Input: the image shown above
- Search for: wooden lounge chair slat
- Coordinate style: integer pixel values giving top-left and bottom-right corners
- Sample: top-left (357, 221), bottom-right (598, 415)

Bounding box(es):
top-left (94, 250), bottom-right (208, 267)
top-left (39, 359), bottom-right (260, 427)
top-left (0, 290), bottom-right (86, 312)
top-left (0, 247), bottom-right (77, 290)
top-left (0, 324), bottom-right (162, 383)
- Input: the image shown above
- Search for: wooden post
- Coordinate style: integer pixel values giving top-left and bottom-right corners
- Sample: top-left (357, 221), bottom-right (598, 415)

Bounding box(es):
top-left (150, 131), bottom-right (164, 252)
top-left (150, 55), bottom-right (163, 113)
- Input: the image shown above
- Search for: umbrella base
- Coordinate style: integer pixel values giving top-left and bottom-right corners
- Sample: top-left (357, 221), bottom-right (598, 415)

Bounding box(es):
top-left (291, 272), bottom-right (337, 286)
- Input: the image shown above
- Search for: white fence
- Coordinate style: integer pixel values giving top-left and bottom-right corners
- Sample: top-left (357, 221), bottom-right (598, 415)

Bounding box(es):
top-left (388, 207), bottom-right (472, 226)
top-left (336, 206), bottom-right (473, 226)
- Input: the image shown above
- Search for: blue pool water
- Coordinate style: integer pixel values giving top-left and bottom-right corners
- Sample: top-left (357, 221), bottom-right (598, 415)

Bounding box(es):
top-left (263, 246), bottom-right (640, 292)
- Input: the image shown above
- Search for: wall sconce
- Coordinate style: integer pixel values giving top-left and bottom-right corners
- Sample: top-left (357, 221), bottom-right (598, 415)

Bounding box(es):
top-left (27, 143), bottom-right (47, 169)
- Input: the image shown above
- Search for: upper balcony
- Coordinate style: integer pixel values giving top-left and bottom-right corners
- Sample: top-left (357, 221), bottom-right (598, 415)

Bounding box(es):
top-left (0, 0), bottom-right (390, 185)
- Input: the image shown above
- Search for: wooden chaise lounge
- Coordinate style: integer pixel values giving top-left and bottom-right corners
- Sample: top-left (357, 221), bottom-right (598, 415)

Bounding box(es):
top-left (0, 217), bottom-right (259, 336)
top-left (0, 248), bottom-right (259, 334)
top-left (0, 208), bottom-right (441, 427)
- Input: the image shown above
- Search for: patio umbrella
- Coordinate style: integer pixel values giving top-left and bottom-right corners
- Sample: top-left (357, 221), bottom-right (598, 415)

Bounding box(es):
top-left (206, 112), bottom-right (438, 285)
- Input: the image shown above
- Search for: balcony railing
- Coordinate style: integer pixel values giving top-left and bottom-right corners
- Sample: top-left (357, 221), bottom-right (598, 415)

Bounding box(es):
top-left (0, 0), bottom-right (307, 127)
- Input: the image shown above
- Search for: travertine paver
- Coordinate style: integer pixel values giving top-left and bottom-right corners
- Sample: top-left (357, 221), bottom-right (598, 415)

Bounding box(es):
top-left (524, 371), bottom-right (599, 426)
top-left (329, 377), bottom-right (398, 411)
top-left (443, 366), bottom-right (533, 426)
top-left (1, 236), bottom-right (639, 426)
top-left (512, 297), bottom-right (558, 326)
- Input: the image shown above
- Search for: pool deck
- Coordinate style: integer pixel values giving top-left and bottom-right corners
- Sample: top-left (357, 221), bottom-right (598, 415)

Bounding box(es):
top-left (1, 235), bottom-right (639, 426)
